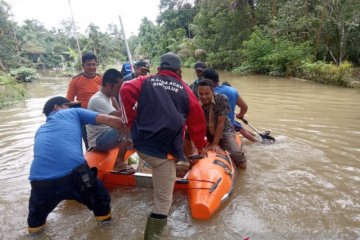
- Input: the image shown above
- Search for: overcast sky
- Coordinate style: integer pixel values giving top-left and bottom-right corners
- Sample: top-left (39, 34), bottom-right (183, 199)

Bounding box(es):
top-left (9, 0), bottom-right (160, 37)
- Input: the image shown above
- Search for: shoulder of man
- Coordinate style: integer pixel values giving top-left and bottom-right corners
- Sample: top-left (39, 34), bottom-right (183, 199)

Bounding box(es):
top-left (124, 73), bottom-right (133, 80)
top-left (71, 72), bottom-right (83, 80)
top-left (88, 91), bottom-right (103, 106)
top-left (214, 92), bottom-right (229, 101)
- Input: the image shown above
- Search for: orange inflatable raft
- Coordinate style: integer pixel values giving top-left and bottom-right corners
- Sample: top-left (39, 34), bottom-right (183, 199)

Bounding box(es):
top-left (85, 142), bottom-right (238, 219)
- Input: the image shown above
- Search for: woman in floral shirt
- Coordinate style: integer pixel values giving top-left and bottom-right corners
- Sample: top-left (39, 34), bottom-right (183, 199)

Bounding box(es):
top-left (198, 79), bottom-right (247, 169)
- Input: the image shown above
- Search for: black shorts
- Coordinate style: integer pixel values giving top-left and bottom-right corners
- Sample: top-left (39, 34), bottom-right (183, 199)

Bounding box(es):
top-left (28, 172), bottom-right (111, 228)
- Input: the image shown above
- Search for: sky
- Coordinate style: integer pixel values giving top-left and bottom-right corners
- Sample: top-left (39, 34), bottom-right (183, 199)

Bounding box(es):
top-left (8, 0), bottom-right (161, 37)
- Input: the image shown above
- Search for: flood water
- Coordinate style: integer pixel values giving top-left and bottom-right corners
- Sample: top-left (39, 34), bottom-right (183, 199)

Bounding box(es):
top-left (0, 69), bottom-right (359, 240)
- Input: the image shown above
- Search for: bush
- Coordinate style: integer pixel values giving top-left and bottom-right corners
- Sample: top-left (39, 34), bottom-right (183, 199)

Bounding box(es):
top-left (0, 73), bottom-right (26, 108)
top-left (299, 61), bottom-right (352, 86)
top-left (239, 29), bottom-right (312, 76)
top-left (263, 40), bottom-right (312, 76)
top-left (182, 56), bottom-right (196, 68)
top-left (239, 29), bottom-right (273, 74)
top-left (10, 67), bottom-right (39, 82)
top-left (206, 49), bottom-right (243, 70)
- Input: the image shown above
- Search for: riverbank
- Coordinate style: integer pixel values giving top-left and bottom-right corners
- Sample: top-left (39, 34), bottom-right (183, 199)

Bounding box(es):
top-left (350, 67), bottom-right (360, 88)
top-left (0, 74), bottom-right (26, 108)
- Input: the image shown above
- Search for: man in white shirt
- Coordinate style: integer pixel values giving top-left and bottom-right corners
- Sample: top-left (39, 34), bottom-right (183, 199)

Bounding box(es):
top-left (87, 68), bottom-right (133, 173)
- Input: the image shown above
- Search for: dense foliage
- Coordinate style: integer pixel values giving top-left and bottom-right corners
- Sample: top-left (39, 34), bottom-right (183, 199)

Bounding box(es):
top-left (0, 72), bottom-right (26, 107)
top-left (10, 66), bottom-right (38, 82)
top-left (0, 0), bottom-right (359, 88)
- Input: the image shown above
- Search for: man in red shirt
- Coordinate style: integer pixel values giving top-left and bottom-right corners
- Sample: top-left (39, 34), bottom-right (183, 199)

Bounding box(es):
top-left (66, 53), bottom-right (102, 149)
top-left (119, 52), bottom-right (207, 239)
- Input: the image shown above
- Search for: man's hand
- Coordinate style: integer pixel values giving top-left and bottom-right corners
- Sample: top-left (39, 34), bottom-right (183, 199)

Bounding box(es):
top-left (198, 148), bottom-right (208, 157)
top-left (236, 113), bottom-right (244, 120)
top-left (119, 126), bottom-right (131, 141)
top-left (207, 144), bottom-right (225, 154)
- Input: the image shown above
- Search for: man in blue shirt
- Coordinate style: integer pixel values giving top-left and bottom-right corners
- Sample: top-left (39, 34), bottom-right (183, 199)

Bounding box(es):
top-left (202, 68), bottom-right (257, 142)
top-left (28, 96), bottom-right (125, 234)
top-left (124, 61), bottom-right (150, 81)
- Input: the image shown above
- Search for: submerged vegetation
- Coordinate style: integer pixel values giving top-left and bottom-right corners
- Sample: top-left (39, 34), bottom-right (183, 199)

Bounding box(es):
top-left (0, 0), bottom-right (359, 107)
top-left (0, 73), bottom-right (26, 108)
top-left (10, 67), bottom-right (39, 82)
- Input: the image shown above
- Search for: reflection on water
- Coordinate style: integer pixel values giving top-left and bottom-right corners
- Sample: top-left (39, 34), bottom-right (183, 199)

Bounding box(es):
top-left (0, 71), bottom-right (359, 239)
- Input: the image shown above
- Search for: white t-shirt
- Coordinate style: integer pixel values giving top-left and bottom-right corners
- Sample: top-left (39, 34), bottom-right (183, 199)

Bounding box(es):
top-left (86, 91), bottom-right (116, 148)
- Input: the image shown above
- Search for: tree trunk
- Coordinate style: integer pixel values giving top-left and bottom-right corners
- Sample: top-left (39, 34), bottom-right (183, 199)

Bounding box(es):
top-left (272, 0), bottom-right (277, 17)
top-left (248, 0), bottom-right (256, 27)
top-left (327, 45), bottom-right (338, 66)
top-left (315, 0), bottom-right (328, 58)
top-left (0, 59), bottom-right (6, 71)
top-left (338, 24), bottom-right (346, 65)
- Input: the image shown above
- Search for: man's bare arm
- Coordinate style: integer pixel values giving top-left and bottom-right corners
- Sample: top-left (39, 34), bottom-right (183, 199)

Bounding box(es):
top-left (96, 114), bottom-right (124, 130)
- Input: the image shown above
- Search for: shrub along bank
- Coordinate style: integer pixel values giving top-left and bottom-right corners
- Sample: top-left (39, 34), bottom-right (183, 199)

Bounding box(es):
top-left (0, 73), bottom-right (26, 108)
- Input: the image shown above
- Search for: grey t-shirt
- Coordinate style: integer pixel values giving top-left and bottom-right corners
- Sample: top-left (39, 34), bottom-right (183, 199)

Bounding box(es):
top-left (86, 91), bottom-right (116, 148)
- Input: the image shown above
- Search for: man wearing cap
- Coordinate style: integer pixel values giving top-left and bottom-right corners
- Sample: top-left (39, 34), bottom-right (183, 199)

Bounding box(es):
top-left (124, 61), bottom-right (150, 81)
top-left (119, 52), bottom-right (207, 239)
top-left (27, 96), bottom-right (125, 234)
top-left (189, 61), bottom-right (207, 98)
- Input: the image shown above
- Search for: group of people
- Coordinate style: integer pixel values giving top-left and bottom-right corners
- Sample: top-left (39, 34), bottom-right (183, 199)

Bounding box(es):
top-left (27, 52), bottom-right (255, 239)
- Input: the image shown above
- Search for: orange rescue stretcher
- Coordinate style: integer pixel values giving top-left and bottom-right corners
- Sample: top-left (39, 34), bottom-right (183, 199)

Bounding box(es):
top-left (85, 136), bottom-right (240, 220)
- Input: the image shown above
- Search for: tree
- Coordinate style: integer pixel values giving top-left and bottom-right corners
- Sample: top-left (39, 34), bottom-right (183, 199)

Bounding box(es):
top-left (0, 0), bottom-right (19, 70)
top-left (138, 18), bottom-right (160, 59)
top-left (324, 0), bottom-right (360, 64)
top-left (192, 1), bottom-right (252, 69)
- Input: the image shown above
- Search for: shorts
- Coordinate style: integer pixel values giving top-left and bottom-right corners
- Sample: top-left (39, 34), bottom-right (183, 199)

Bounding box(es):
top-left (94, 128), bottom-right (131, 152)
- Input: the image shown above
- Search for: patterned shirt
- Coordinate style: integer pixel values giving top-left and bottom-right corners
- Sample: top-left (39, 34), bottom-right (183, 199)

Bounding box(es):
top-left (201, 93), bottom-right (234, 141)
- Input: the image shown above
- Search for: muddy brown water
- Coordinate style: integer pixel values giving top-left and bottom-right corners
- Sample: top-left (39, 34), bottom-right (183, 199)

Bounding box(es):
top-left (0, 69), bottom-right (359, 239)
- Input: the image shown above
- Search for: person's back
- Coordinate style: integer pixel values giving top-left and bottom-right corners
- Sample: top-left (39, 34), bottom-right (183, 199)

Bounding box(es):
top-left (119, 52), bottom-right (207, 239)
top-left (27, 96), bottom-right (118, 234)
top-left (122, 70), bottom-right (196, 160)
top-left (121, 62), bottom-right (132, 77)
top-left (30, 108), bottom-right (93, 180)
top-left (124, 72), bottom-right (136, 81)
top-left (214, 85), bottom-right (239, 124)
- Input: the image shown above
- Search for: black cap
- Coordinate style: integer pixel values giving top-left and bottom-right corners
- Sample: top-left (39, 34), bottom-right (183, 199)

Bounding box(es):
top-left (194, 62), bottom-right (207, 70)
top-left (135, 61), bottom-right (150, 72)
top-left (43, 96), bottom-right (70, 117)
top-left (160, 52), bottom-right (182, 70)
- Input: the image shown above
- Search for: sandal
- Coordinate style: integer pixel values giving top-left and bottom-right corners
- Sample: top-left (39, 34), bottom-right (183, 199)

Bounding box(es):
top-left (111, 166), bottom-right (136, 175)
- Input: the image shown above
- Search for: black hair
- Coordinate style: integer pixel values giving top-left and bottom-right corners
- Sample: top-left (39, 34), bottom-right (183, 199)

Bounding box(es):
top-left (102, 68), bottom-right (123, 87)
top-left (82, 52), bottom-right (97, 64)
top-left (202, 68), bottom-right (219, 83)
top-left (42, 96), bottom-right (70, 117)
top-left (222, 81), bottom-right (231, 86)
top-left (198, 79), bottom-right (214, 91)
